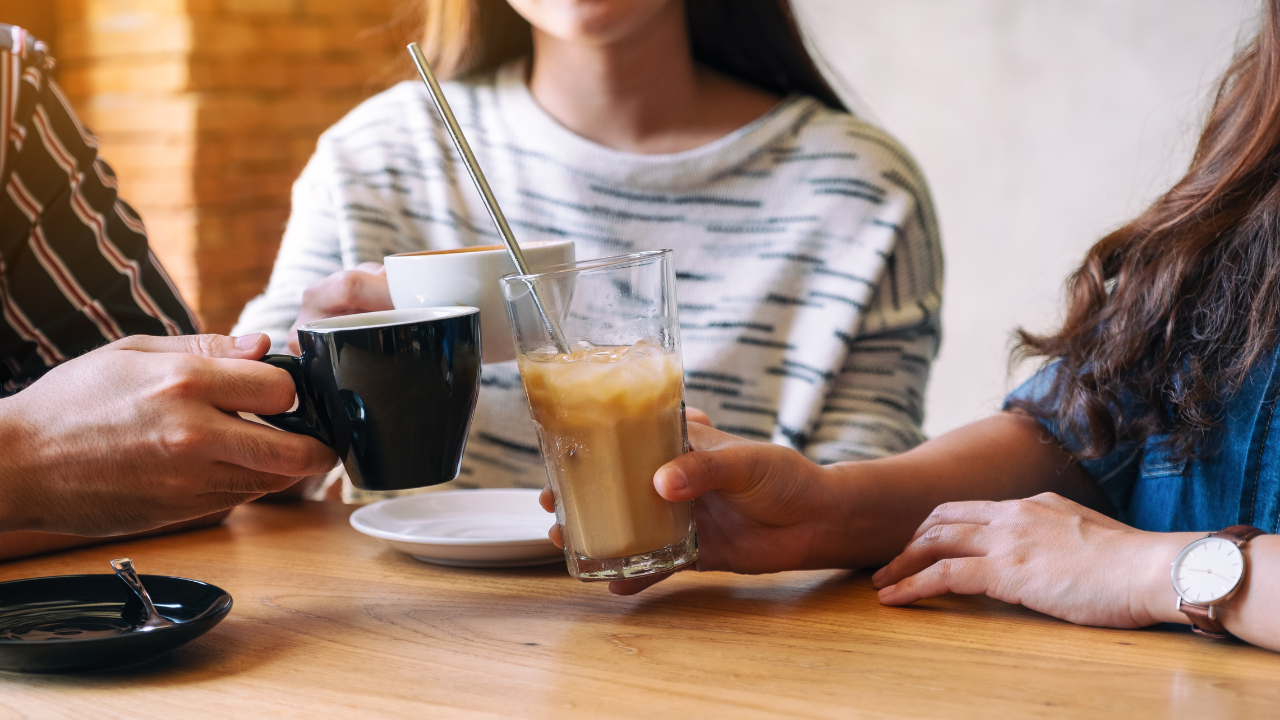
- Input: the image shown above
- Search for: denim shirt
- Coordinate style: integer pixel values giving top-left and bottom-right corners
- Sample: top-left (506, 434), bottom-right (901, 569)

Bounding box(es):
top-left (1005, 351), bottom-right (1280, 534)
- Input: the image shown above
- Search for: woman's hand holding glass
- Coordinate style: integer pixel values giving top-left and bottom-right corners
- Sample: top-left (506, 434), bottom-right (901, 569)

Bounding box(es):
top-left (541, 410), bottom-right (859, 595)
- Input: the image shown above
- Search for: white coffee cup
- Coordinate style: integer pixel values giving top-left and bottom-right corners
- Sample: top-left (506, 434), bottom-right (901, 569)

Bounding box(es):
top-left (384, 240), bottom-right (575, 364)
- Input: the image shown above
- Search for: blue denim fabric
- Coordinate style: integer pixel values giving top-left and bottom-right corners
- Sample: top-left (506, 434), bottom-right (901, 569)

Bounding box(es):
top-left (1004, 350), bottom-right (1280, 534)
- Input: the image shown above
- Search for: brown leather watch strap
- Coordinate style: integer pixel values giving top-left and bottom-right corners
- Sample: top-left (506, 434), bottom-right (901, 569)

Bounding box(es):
top-left (1180, 600), bottom-right (1231, 638)
top-left (1213, 525), bottom-right (1266, 544)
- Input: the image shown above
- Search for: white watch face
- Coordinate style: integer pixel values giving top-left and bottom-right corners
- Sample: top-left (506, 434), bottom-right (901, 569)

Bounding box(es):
top-left (1172, 536), bottom-right (1244, 604)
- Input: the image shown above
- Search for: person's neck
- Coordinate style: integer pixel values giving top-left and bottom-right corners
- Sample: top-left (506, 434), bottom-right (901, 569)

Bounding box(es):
top-left (526, 7), bottom-right (780, 155)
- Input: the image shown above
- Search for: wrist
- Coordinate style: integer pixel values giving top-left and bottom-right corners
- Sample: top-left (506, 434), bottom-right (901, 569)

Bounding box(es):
top-left (1135, 531), bottom-right (1201, 625)
top-left (806, 463), bottom-right (847, 568)
top-left (808, 460), bottom-right (900, 570)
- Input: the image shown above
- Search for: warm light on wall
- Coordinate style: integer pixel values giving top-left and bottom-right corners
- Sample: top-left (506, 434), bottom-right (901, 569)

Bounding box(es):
top-left (43, 0), bottom-right (410, 333)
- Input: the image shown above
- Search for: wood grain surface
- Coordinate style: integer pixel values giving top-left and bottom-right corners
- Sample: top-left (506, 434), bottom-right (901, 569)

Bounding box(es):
top-left (1, 502), bottom-right (1277, 719)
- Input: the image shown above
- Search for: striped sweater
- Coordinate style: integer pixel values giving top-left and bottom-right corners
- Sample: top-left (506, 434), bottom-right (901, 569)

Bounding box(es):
top-left (234, 60), bottom-right (944, 494)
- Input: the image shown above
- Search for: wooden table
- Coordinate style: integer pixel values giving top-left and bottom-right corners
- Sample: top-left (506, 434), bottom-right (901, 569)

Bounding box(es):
top-left (1, 502), bottom-right (1277, 719)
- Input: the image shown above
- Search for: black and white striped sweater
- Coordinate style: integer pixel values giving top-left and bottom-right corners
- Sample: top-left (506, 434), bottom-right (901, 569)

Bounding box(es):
top-left (234, 61), bottom-right (944, 494)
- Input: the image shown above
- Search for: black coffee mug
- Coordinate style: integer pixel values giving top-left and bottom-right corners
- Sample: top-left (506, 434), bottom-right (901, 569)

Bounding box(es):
top-left (255, 308), bottom-right (481, 491)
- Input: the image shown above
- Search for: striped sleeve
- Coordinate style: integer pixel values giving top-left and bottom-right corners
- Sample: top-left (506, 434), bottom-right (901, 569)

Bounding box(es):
top-left (0, 25), bottom-right (198, 395)
top-left (804, 141), bottom-right (944, 463)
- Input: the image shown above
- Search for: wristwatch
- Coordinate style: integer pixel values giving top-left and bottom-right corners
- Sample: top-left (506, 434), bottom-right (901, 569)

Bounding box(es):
top-left (1170, 524), bottom-right (1266, 638)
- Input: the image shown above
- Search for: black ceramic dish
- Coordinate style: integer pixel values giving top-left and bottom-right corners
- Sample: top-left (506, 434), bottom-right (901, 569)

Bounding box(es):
top-left (0, 574), bottom-right (232, 673)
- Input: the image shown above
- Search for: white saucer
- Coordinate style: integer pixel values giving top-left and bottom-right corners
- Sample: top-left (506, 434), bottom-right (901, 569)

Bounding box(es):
top-left (349, 489), bottom-right (564, 568)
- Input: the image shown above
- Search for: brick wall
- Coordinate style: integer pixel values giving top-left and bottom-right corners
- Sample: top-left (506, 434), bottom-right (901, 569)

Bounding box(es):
top-left (54, 0), bottom-right (411, 333)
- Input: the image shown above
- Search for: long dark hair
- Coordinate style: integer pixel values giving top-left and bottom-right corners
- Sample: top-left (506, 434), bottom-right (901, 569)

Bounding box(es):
top-left (409, 0), bottom-right (846, 111)
top-left (1014, 0), bottom-right (1280, 461)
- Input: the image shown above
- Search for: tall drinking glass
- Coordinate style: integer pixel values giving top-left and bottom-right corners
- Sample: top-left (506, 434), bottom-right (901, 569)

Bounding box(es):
top-left (502, 250), bottom-right (697, 581)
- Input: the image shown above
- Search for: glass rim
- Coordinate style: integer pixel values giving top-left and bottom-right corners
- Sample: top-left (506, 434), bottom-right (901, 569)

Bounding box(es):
top-left (500, 249), bottom-right (670, 283)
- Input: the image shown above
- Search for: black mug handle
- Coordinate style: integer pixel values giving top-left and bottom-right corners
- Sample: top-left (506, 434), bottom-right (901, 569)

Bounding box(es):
top-left (256, 355), bottom-right (332, 447)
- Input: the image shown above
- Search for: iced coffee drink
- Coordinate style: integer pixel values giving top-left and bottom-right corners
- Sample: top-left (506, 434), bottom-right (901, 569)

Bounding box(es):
top-left (519, 341), bottom-right (691, 560)
top-left (503, 249), bottom-right (698, 581)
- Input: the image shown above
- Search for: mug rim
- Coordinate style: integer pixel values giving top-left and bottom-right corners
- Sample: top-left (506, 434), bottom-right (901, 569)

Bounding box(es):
top-left (500, 249), bottom-right (670, 283)
top-left (298, 307), bottom-right (478, 333)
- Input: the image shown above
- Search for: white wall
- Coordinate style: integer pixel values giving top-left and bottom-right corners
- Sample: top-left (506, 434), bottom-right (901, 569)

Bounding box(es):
top-left (795, 0), bottom-right (1258, 437)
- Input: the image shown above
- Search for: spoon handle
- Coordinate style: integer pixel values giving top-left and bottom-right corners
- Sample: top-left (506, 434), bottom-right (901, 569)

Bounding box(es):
top-left (110, 558), bottom-right (166, 622)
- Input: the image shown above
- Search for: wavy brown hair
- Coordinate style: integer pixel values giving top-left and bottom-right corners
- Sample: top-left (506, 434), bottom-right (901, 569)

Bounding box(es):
top-left (1014, 1), bottom-right (1280, 461)
top-left (403, 0), bottom-right (845, 110)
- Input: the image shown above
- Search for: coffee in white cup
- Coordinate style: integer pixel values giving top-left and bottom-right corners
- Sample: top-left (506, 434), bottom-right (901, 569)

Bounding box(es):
top-left (384, 240), bottom-right (574, 364)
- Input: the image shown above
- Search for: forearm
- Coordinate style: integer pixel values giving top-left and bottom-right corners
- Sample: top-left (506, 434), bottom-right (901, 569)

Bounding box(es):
top-left (814, 412), bottom-right (1109, 569)
top-left (1218, 537), bottom-right (1280, 650)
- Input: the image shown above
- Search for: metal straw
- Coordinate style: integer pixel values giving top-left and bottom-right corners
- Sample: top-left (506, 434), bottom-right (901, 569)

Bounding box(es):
top-left (407, 42), bottom-right (570, 354)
